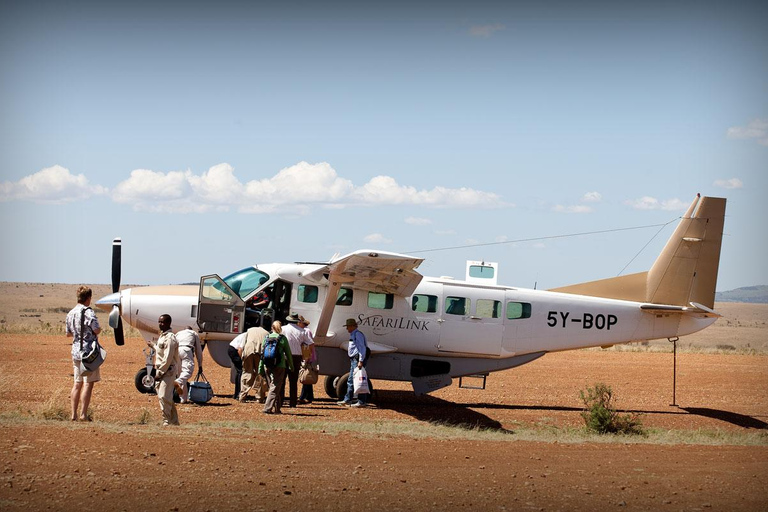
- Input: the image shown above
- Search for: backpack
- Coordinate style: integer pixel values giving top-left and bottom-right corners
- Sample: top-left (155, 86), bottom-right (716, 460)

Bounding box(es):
top-left (262, 335), bottom-right (281, 369)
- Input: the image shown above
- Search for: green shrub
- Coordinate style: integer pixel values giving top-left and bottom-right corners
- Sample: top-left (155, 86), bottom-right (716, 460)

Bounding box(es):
top-left (579, 382), bottom-right (644, 435)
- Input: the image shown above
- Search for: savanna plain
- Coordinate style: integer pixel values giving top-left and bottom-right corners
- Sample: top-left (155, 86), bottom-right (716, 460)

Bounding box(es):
top-left (1, 282), bottom-right (767, 511)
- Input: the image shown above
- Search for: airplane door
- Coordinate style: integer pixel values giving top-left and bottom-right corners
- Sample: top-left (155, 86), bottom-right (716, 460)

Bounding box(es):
top-left (437, 284), bottom-right (503, 356)
top-left (197, 274), bottom-right (247, 334)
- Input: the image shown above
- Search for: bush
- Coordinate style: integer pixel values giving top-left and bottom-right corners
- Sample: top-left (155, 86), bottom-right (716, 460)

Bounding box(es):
top-left (579, 382), bottom-right (644, 435)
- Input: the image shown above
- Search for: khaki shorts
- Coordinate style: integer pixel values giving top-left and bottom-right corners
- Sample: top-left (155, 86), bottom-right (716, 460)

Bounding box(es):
top-left (73, 362), bottom-right (101, 383)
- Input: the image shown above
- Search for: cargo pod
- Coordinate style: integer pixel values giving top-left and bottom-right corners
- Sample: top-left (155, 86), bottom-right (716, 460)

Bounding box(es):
top-left (197, 274), bottom-right (246, 335)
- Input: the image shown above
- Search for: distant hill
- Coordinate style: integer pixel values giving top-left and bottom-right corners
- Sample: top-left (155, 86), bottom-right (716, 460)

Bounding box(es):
top-left (716, 285), bottom-right (768, 303)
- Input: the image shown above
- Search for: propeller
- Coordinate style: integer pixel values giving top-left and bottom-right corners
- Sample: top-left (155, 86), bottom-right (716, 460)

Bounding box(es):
top-left (110, 237), bottom-right (125, 346)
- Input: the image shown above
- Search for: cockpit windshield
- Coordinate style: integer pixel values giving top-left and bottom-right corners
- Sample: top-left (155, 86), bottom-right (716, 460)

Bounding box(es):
top-left (223, 267), bottom-right (270, 299)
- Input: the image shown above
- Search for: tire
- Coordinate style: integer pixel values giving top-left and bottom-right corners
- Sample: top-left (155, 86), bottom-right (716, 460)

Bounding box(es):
top-left (324, 375), bottom-right (338, 399)
top-left (335, 373), bottom-right (349, 401)
top-left (134, 367), bottom-right (156, 394)
top-left (335, 372), bottom-right (374, 403)
top-left (135, 367), bottom-right (180, 402)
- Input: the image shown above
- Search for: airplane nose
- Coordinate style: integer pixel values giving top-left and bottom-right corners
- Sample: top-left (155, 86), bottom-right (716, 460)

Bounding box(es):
top-left (95, 291), bottom-right (121, 311)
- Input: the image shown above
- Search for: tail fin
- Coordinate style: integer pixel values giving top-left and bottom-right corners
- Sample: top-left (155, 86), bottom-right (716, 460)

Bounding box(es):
top-left (550, 194), bottom-right (726, 308)
top-left (646, 195), bottom-right (726, 308)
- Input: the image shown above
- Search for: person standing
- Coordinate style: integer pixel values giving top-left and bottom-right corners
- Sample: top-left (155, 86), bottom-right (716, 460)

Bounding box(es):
top-left (174, 326), bottom-right (203, 404)
top-left (65, 286), bottom-right (102, 421)
top-left (151, 314), bottom-right (180, 426)
top-left (338, 318), bottom-right (370, 408)
top-left (298, 315), bottom-right (316, 405)
top-left (228, 331), bottom-right (246, 400)
top-left (259, 321), bottom-right (293, 414)
top-left (280, 313), bottom-right (306, 407)
top-left (240, 326), bottom-right (269, 402)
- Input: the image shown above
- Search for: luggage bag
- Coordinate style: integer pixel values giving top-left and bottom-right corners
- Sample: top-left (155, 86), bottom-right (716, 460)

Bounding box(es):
top-left (189, 370), bottom-right (214, 403)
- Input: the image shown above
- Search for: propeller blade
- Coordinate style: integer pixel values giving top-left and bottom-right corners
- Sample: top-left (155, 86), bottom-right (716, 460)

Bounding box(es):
top-left (111, 238), bottom-right (122, 294)
top-left (111, 238), bottom-right (124, 346)
top-left (114, 317), bottom-right (125, 346)
top-left (109, 305), bottom-right (121, 328)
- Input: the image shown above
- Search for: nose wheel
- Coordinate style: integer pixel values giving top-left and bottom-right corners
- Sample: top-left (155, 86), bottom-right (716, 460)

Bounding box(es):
top-left (134, 367), bottom-right (180, 402)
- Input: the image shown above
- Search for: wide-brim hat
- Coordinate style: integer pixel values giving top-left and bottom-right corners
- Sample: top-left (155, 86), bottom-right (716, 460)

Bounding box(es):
top-left (285, 313), bottom-right (300, 323)
top-left (344, 318), bottom-right (358, 327)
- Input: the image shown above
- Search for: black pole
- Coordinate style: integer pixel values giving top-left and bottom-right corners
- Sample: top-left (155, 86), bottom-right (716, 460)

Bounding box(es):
top-left (669, 337), bottom-right (679, 407)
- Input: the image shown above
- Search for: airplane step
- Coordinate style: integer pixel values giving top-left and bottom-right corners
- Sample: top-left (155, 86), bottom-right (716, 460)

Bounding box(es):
top-left (458, 373), bottom-right (488, 390)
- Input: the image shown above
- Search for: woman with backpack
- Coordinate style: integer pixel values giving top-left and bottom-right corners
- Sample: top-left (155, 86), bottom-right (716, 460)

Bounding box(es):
top-left (259, 321), bottom-right (294, 414)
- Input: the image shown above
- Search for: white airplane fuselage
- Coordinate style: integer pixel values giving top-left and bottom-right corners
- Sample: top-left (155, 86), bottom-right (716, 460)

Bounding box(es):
top-left (101, 264), bottom-right (716, 384)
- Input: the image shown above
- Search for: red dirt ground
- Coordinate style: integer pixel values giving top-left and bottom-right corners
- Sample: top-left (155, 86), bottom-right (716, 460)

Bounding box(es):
top-left (1, 333), bottom-right (767, 511)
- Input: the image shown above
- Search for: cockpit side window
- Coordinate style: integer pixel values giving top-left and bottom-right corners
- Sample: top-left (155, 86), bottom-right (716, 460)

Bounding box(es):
top-left (223, 267), bottom-right (270, 299)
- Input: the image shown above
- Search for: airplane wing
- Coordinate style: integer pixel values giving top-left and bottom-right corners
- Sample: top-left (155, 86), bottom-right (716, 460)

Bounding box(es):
top-left (304, 250), bottom-right (425, 341)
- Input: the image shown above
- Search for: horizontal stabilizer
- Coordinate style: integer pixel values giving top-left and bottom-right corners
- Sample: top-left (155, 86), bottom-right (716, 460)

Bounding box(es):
top-left (639, 302), bottom-right (721, 318)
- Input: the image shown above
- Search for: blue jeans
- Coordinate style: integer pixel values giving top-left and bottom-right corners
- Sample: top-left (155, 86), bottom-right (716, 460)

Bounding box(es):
top-left (343, 356), bottom-right (368, 404)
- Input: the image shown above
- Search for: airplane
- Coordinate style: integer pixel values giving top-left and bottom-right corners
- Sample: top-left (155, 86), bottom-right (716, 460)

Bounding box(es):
top-left (96, 193), bottom-right (726, 399)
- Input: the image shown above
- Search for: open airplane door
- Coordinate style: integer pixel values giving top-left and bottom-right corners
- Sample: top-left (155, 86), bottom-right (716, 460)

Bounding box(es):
top-left (197, 274), bottom-right (247, 334)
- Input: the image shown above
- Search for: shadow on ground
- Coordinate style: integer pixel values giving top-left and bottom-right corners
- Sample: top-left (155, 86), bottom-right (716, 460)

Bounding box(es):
top-left (682, 407), bottom-right (768, 429)
top-left (374, 390), bottom-right (510, 433)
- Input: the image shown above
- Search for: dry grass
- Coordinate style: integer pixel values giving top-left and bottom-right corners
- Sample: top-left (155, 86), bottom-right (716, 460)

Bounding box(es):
top-left (37, 390), bottom-right (69, 421)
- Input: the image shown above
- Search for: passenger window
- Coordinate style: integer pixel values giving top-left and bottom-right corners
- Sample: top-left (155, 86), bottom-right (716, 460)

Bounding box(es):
top-left (336, 288), bottom-right (354, 306)
top-left (445, 296), bottom-right (468, 316)
top-left (476, 299), bottom-right (501, 318)
top-left (411, 294), bottom-right (437, 313)
top-left (507, 301), bottom-right (532, 319)
top-left (297, 285), bottom-right (318, 303)
top-left (368, 292), bottom-right (394, 309)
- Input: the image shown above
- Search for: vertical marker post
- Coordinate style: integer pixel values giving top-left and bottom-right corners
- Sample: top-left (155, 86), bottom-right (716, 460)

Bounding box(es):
top-left (669, 336), bottom-right (679, 407)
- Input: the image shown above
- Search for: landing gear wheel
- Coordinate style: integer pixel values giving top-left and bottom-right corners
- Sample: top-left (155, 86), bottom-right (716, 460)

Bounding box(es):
top-left (134, 367), bottom-right (156, 394)
top-left (324, 375), bottom-right (338, 399)
top-left (334, 373), bottom-right (349, 402)
top-left (334, 372), bottom-right (374, 403)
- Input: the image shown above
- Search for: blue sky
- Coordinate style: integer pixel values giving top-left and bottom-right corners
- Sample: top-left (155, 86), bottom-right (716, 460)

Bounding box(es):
top-left (1, 1), bottom-right (766, 292)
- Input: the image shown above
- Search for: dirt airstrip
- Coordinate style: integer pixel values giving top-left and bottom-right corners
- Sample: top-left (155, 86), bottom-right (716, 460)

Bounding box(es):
top-left (1, 284), bottom-right (768, 511)
top-left (1, 329), bottom-right (767, 511)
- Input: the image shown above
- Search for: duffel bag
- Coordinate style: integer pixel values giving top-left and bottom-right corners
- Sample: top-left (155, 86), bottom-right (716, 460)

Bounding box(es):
top-left (189, 370), bottom-right (214, 403)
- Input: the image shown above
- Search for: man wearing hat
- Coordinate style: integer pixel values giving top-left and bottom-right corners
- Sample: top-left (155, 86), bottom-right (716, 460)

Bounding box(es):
top-left (338, 318), bottom-right (370, 407)
top-left (281, 313), bottom-right (307, 407)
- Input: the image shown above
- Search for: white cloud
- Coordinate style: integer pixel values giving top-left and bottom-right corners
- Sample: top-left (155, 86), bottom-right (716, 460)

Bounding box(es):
top-left (10, 161), bottom-right (508, 214)
top-left (363, 233), bottom-right (392, 244)
top-left (469, 24), bottom-right (506, 38)
top-left (714, 178), bottom-right (744, 189)
top-left (405, 216), bottom-right (432, 226)
top-left (354, 175), bottom-right (505, 208)
top-left (727, 119), bottom-right (768, 146)
top-left (582, 191), bottom-right (602, 203)
top-left (553, 204), bottom-right (593, 214)
top-left (0, 165), bottom-right (107, 204)
top-left (625, 196), bottom-right (688, 211)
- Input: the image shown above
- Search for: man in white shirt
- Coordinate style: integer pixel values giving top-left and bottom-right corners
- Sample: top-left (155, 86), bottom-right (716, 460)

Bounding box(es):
top-left (281, 313), bottom-right (307, 408)
top-left (228, 331), bottom-right (246, 400)
top-left (174, 326), bottom-right (203, 404)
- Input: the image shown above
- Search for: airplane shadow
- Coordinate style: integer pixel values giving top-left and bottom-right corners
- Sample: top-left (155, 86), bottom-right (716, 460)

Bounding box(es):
top-left (682, 407), bottom-right (768, 429)
top-left (373, 394), bottom-right (767, 431)
top-left (373, 390), bottom-right (511, 433)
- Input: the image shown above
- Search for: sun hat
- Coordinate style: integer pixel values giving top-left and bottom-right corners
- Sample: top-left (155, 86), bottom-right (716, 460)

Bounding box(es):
top-left (285, 313), bottom-right (300, 323)
top-left (344, 318), bottom-right (358, 327)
